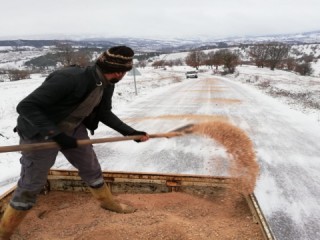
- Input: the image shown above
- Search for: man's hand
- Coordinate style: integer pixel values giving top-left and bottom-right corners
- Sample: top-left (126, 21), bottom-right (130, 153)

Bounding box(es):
top-left (52, 133), bottom-right (78, 150)
top-left (128, 130), bottom-right (150, 143)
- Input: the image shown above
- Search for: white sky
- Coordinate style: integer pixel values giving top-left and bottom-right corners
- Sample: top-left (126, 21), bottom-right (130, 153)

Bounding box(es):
top-left (0, 0), bottom-right (319, 40)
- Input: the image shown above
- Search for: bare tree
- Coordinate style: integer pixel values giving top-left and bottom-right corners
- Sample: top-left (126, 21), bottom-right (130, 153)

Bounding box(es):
top-left (7, 69), bottom-right (31, 81)
top-left (185, 50), bottom-right (206, 69)
top-left (55, 43), bottom-right (93, 67)
top-left (72, 50), bottom-right (92, 67)
top-left (220, 49), bottom-right (240, 74)
top-left (249, 43), bottom-right (291, 70)
top-left (284, 57), bottom-right (296, 71)
top-left (209, 51), bottom-right (224, 70)
top-left (172, 58), bottom-right (184, 66)
top-left (249, 44), bottom-right (270, 68)
top-left (151, 60), bottom-right (165, 68)
top-left (56, 43), bottom-right (74, 67)
top-left (267, 42), bottom-right (291, 70)
top-left (136, 60), bottom-right (147, 68)
top-left (299, 53), bottom-right (315, 63)
top-left (295, 62), bottom-right (313, 76)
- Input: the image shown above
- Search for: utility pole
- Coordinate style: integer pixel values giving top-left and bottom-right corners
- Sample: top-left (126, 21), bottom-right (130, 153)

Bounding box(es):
top-left (133, 66), bottom-right (138, 95)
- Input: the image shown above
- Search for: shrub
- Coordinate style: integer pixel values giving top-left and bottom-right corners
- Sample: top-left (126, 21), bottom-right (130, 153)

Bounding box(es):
top-left (294, 62), bottom-right (313, 76)
top-left (7, 69), bottom-right (31, 81)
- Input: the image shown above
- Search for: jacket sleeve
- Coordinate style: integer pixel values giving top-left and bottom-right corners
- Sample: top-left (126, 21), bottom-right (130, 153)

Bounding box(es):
top-left (101, 111), bottom-right (135, 136)
top-left (98, 86), bottom-right (135, 136)
top-left (16, 73), bottom-right (76, 138)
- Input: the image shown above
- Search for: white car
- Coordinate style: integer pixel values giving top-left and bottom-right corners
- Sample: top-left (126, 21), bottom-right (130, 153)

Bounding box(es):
top-left (185, 71), bottom-right (198, 79)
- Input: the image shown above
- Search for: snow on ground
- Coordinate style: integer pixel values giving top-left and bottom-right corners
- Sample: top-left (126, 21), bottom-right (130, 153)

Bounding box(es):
top-left (0, 48), bottom-right (51, 70)
top-left (228, 65), bottom-right (320, 121)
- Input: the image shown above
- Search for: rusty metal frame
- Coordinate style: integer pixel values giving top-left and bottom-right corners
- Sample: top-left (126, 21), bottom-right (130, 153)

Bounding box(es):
top-left (245, 194), bottom-right (275, 240)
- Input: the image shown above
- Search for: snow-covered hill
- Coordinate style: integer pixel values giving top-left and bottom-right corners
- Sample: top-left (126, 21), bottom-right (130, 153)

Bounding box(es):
top-left (1, 30), bottom-right (319, 52)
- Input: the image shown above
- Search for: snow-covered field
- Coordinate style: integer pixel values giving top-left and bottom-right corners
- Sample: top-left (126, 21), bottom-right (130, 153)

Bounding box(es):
top-left (229, 65), bottom-right (320, 121)
top-left (0, 48), bottom-right (51, 70)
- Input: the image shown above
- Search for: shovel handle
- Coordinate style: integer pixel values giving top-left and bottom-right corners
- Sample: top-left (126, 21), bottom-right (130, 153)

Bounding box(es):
top-left (0, 132), bottom-right (183, 153)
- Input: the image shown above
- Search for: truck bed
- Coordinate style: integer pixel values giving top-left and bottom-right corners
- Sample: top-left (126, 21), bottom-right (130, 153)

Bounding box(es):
top-left (0, 169), bottom-right (273, 240)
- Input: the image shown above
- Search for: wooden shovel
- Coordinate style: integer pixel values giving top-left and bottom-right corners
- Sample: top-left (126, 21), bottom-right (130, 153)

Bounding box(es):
top-left (0, 124), bottom-right (194, 154)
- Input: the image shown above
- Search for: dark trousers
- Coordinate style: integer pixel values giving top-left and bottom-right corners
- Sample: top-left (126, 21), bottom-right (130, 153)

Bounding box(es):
top-left (10, 124), bottom-right (104, 210)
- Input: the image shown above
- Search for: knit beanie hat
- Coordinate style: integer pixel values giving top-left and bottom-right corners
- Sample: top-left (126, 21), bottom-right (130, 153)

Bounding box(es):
top-left (96, 46), bottom-right (134, 73)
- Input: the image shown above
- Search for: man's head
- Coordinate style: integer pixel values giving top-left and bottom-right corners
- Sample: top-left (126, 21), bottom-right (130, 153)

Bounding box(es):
top-left (96, 46), bottom-right (134, 73)
top-left (96, 46), bottom-right (134, 84)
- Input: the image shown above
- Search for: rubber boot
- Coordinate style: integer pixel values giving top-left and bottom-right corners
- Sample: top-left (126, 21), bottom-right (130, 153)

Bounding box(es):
top-left (89, 183), bottom-right (136, 214)
top-left (0, 205), bottom-right (28, 240)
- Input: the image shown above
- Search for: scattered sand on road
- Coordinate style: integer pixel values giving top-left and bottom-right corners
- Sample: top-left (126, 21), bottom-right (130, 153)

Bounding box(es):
top-left (193, 98), bottom-right (242, 104)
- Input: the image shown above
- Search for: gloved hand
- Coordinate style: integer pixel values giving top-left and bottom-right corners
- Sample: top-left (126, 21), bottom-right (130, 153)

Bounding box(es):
top-left (128, 130), bottom-right (149, 143)
top-left (52, 133), bottom-right (78, 150)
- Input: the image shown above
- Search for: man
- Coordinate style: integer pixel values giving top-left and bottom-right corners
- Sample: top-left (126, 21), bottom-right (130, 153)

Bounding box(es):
top-left (0, 46), bottom-right (149, 239)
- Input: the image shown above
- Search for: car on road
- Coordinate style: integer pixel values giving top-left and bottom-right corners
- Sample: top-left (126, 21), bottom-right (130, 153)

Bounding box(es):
top-left (185, 71), bottom-right (198, 79)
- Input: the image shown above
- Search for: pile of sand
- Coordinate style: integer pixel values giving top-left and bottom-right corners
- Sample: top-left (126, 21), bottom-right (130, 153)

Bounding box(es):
top-left (13, 191), bottom-right (263, 240)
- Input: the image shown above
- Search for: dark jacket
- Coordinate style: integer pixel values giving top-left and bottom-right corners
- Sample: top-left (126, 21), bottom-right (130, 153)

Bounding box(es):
top-left (16, 65), bottom-right (135, 139)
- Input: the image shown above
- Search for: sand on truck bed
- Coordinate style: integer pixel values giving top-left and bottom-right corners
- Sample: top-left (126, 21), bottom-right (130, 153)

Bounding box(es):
top-left (10, 190), bottom-right (264, 240)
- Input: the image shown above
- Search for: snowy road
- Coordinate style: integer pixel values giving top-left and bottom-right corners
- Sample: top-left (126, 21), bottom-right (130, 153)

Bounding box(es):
top-left (212, 77), bottom-right (320, 240)
top-left (79, 75), bottom-right (320, 240)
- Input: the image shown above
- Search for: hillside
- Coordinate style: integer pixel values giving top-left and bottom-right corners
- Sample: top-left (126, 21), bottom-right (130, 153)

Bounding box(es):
top-left (0, 30), bottom-right (319, 52)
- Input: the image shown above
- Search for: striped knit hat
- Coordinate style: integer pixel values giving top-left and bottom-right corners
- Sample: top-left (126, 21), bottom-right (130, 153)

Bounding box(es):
top-left (96, 46), bottom-right (134, 73)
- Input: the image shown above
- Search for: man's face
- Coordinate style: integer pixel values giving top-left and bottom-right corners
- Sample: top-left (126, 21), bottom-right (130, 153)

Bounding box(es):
top-left (104, 72), bottom-right (126, 84)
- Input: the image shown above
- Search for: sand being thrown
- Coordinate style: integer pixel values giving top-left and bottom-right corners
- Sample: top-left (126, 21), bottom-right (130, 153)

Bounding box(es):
top-left (126, 114), bottom-right (259, 195)
top-left (190, 120), bottom-right (259, 195)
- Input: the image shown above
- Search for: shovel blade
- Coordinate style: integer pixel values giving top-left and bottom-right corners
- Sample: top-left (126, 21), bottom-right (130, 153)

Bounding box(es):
top-left (169, 124), bottom-right (194, 134)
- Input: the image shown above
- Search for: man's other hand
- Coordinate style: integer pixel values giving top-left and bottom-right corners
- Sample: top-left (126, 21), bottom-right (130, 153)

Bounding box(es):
top-left (52, 133), bottom-right (78, 150)
top-left (128, 130), bottom-right (150, 143)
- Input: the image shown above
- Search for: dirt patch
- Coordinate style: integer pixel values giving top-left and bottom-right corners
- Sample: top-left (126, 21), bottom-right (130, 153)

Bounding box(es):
top-left (193, 86), bottom-right (227, 89)
top-left (181, 90), bottom-right (225, 92)
top-left (194, 98), bottom-right (241, 104)
top-left (13, 191), bottom-right (264, 240)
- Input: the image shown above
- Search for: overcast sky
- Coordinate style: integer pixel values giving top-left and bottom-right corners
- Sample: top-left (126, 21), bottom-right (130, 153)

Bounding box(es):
top-left (1, 0), bottom-right (319, 40)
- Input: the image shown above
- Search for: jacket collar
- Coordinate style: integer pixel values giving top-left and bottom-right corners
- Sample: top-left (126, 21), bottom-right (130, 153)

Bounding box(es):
top-left (94, 66), bottom-right (109, 87)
